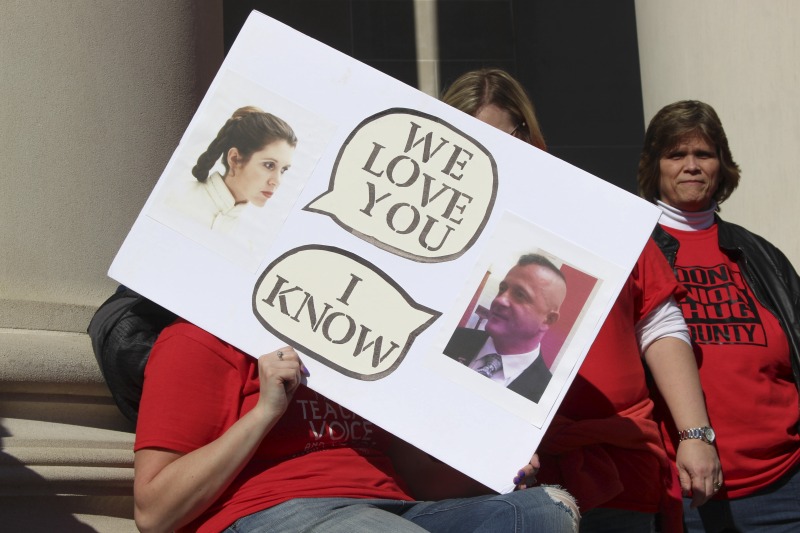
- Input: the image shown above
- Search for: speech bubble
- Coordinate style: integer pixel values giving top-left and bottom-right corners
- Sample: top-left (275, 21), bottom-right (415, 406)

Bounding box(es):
top-left (306, 108), bottom-right (497, 263)
top-left (252, 245), bottom-right (441, 380)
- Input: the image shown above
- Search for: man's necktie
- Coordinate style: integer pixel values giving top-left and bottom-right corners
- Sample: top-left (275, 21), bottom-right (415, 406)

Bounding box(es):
top-left (475, 353), bottom-right (503, 378)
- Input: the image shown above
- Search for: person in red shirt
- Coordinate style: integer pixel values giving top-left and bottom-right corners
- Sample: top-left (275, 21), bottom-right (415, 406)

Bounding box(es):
top-left (441, 68), bottom-right (721, 532)
top-left (640, 99), bottom-right (800, 532)
top-left (133, 321), bottom-right (579, 532)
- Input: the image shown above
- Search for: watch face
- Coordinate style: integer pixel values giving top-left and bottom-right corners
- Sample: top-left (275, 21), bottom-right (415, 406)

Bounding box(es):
top-left (703, 427), bottom-right (716, 443)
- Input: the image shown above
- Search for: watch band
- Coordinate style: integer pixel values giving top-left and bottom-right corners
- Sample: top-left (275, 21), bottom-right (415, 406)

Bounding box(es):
top-left (678, 426), bottom-right (716, 445)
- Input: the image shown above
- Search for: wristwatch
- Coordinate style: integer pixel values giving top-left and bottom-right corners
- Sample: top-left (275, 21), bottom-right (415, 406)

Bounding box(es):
top-left (678, 426), bottom-right (716, 445)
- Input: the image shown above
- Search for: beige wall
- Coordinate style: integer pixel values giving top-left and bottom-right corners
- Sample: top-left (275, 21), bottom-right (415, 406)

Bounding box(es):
top-left (636, 0), bottom-right (800, 268)
top-left (0, 1), bottom-right (223, 310)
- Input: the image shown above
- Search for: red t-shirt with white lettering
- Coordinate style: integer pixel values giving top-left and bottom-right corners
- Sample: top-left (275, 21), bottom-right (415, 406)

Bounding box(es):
top-left (658, 224), bottom-right (800, 498)
top-left (135, 320), bottom-right (412, 533)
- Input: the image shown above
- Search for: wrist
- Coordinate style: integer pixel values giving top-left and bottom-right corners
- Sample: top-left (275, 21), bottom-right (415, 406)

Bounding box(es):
top-left (246, 401), bottom-right (285, 433)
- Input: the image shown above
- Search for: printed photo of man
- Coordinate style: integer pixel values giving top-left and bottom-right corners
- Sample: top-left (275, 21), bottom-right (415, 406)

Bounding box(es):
top-left (444, 253), bottom-right (568, 403)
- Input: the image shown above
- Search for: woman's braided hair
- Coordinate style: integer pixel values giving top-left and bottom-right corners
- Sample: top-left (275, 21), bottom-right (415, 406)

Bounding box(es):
top-left (191, 106), bottom-right (297, 182)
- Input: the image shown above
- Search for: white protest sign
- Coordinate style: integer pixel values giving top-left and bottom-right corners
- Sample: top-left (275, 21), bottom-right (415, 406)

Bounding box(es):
top-left (110, 11), bottom-right (660, 493)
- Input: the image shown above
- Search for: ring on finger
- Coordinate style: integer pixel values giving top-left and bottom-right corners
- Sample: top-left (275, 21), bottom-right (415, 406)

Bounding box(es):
top-left (277, 350), bottom-right (284, 360)
top-left (713, 481), bottom-right (722, 491)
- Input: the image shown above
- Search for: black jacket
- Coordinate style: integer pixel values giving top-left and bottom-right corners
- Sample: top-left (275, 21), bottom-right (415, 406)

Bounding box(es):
top-left (444, 327), bottom-right (552, 403)
top-left (652, 216), bottom-right (800, 393)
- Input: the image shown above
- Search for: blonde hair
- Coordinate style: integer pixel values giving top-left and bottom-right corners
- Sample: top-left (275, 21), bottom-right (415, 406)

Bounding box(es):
top-left (441, 68), bottom-right (546, 150)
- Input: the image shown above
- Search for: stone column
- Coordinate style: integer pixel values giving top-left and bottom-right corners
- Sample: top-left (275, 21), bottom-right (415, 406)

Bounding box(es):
top-left (0, 0), bottom-right (223, 315)
top-left (0, 2), bottom-right (222, 529)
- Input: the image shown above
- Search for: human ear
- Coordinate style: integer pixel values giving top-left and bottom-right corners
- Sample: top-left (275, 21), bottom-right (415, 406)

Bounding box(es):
top-left (226, 147), bottom-right (242, 173)
top-left (545, 311), bottom-right (560, 325)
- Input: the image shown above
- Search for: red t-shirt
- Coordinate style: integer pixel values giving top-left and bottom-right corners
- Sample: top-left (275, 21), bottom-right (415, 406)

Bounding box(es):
top-left (537, 238), bottom-right (684, 514)
top-left (657, 225), bottom-right (800, 499)
top-left (135, 321), bottom-right (412, 533)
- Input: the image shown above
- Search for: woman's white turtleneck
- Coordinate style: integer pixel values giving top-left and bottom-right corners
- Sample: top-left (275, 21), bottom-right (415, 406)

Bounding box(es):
top-left (656, 199), bottom-right (717, 231)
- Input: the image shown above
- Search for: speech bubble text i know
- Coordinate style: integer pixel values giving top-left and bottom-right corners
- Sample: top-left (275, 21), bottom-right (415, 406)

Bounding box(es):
top-left (252, 245), bottom-right (441, 380)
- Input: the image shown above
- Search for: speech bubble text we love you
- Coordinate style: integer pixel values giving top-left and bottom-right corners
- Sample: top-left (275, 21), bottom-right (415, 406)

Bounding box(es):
top-left (306, 109), bottom-right (498, 263)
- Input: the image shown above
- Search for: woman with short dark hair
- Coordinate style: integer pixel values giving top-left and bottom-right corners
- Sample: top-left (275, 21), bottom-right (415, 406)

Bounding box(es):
top-left (642, 99), bottom-right (800, 532)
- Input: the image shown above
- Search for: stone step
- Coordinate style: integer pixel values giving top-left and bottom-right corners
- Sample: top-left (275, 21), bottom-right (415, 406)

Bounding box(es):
top-left (0, 464), bottom-right (133, 496)
top-left (1, 417), bottom-right (135, 495)
top-left (0, 393), bottom-right (132, 432)
top-left (0, 327), bottom-right (107, 395)
top-left (0, 495), bottom-right (137, 532)
top-left (0, 327), bottom-right (135, 431)
top-left (1, 444), bottom-right (132, 466)
top-left (0, 320), bottom-right (137, 530)
top-left (0, 299), bottom-right (96, 333)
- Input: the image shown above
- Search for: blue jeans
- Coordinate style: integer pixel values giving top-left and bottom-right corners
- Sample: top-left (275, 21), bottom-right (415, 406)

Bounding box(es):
top-left (223, 487), bottom-right (579, 532)
top-left (578, 507), bottom-right (655, 533)
top-left (683, 467), bottom-right (800, 532)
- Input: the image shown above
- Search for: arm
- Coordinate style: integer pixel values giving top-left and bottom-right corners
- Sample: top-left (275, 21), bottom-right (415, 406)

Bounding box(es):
top-left (643, 337), bottom-right (722, 508)
top-left (133, 347), bottom-right (303, 533)
top-left (388, 438), bottom-right (539, 500)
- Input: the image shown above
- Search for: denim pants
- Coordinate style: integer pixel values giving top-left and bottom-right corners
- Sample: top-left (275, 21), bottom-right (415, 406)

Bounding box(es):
top-left (223, 486), bottom-right (579, 533)
top-left (683, 467), bottom-right (800, 532)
